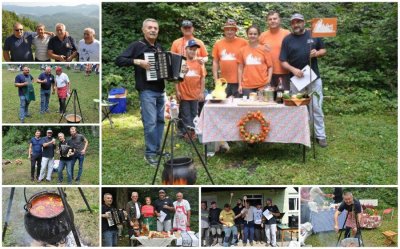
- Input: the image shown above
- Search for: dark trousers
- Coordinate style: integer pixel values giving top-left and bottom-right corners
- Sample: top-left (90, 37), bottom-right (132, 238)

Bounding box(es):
top-left (254, 224), bottom-right (264, 242)
top-left (270, 74), bottom-right (290, 91)
top-left (59, 98), bottom-right (66, 113)
top-left (226, 83), bottom-right (241, 98)
top-left (30, 154), bottom-right (42, 179)
top-left (179, 100), bottom-right (198, 133)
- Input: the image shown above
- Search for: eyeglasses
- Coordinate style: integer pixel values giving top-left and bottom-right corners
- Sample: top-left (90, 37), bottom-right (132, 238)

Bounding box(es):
top-left (15, 29), bottom-right (23, 31)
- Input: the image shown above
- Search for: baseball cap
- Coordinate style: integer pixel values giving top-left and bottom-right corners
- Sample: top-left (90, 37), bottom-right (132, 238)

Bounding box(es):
top-left (223, 19), bottom-right (238, 30)
top-left (291, 13), bottom-right (304, 22)
top-left (46, 129), bottom-right (53, 133)
top-left (181, 20), bottom-right (193, 27)
top-left (186, 39), bottom-right (200, 48)
top-left (159, 189), bottom-right (166, 193)
top-left (55, 66), bottom-right (62, 72)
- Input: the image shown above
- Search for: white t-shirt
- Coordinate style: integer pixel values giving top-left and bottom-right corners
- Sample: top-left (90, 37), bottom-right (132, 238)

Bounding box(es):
top-left (78, 39), bottom-right (100, 62)
top-left (55, 73), bottom-right (70, 88)
top-left (33, 35), bottom-right (51, 61)
top-left (173, 199), bottom-right (191, 211)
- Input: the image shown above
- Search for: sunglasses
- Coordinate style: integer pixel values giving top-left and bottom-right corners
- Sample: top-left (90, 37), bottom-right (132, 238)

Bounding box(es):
top-left (15, 29), bottom-right (23, 31)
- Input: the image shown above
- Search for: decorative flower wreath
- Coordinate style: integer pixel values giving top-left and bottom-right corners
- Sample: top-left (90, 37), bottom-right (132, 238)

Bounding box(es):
top-left (238, 111), bottom-right (270, 144)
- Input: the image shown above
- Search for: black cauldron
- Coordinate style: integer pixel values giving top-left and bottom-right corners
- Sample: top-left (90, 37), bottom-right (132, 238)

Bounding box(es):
top-left (162, 157), bottom-right (197, 185)
top-left (24, 191), bottom-right (74, 245)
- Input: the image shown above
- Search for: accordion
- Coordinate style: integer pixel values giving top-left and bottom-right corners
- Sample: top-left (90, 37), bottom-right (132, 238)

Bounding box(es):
top-left (144, 52), bottom-right (186, 82)
top-left (106, 208), bottom-right (127, 226)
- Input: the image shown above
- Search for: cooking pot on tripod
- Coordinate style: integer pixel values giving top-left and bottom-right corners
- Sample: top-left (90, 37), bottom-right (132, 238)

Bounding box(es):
top-left (24, 190), bottom-right (74, 245)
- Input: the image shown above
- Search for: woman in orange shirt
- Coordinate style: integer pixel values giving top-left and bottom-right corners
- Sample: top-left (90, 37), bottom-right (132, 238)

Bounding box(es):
top-left (141, 197), bottom-right (157, 231)
top-left (238, 25), bottom-right (273, 97)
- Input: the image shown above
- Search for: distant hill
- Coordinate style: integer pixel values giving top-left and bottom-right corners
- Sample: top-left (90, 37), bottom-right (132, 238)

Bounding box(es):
top-left (2, 4), bottom-right (99, 41)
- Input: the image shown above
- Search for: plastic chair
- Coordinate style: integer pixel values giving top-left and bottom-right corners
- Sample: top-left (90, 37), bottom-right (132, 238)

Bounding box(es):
top-left (382, 208), bottom-right (394, 220)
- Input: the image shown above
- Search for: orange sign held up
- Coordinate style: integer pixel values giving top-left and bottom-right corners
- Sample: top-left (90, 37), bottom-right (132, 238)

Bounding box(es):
top-left (311, 18), bottom-right (337, 37)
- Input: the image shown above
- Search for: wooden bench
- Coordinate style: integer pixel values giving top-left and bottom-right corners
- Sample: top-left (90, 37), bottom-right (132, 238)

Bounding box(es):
top-left (382, 230), bottom-right (397, 245)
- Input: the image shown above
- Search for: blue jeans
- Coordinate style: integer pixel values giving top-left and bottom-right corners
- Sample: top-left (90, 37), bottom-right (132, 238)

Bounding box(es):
top-left (223, 226), bottom-right (238, 247)
top-left (243, 221), bottom-right (255, 244)
top-left (19, 95), bottom-right (30, 121)
top-left (102, 229), bottom-right (118, 247)
top-left (58, 159), bottom-right (74, 184)
top-left (71, 153), bottom-right (85, 181)
top-left (40, 89), bottom-right (51, 112)
top-left (139, 90), bottom-right (165, 156)
top-left (291, 78), bottom-right (326, 139)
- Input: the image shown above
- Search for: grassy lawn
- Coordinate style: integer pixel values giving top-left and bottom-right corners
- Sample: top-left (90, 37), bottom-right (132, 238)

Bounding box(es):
top-left (2, 66), bottom-right (100, 123)
top-left (305, 210), bottom-right (398, 247)
top-left (2, 155), bottom-right (99, 185)
top-left (2, 187), bottom-right (99, 247)
top-left (102, 110), bottom-right (397, 185)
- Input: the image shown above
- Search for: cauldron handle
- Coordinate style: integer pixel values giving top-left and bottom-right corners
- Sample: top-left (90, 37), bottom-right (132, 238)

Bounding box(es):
top-left (23, 187), bottom-right (31, 211)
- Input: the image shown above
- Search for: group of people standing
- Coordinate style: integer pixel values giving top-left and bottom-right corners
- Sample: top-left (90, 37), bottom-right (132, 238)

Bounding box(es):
top-left (28, 126), bottom-right (88, 184)
top-left (116, 11), bottom-right (328, 166)
top-left (14, 66), bottom-right (71, 123)
top-left (101, 190), bottom-right (192, 247)
top-left (4, 22), bottom-right (99, 62)
top-left (201, 198), bottom-right (280, 247)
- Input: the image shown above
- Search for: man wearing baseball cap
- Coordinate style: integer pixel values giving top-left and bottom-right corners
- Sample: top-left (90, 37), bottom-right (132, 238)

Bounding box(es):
top-left (38, 129), bottom-right (56, 182)
top-left (171, 20), bottom-right (208, 65)
top-left (175, 39), bottom-right (205, 140)
top-left (280, 13), bottom-right (328, 147)
top-left (212, 19), bottom-right (247, 97)
top-left (154, 189), bottom-right (175, 232)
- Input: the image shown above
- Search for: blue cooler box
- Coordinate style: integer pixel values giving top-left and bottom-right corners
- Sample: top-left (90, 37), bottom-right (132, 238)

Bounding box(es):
top-left (108, 88), bottom-right (127, 114)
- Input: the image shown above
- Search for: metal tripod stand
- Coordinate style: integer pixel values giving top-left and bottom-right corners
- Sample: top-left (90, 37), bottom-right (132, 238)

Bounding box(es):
top-left (336, 208), bottom-right (364, 247)
top-left (151, 117), bottom-right (214, 185)
top-left (2, 187), bottom-right (93, 246)
top-left (59, 89), bottom-right (84, 123)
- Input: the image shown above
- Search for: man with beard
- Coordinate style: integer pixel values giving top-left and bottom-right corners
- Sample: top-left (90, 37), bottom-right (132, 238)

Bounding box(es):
top-left (15, 66), bottom-right (35, 123)
top-left (232, 199), bottom-right (245, 244)
top-left (280, 13), bottom-right (328, 147)
top-left (334, 192), bottom-right (362, 238)
top-left (154, 189), bottom-right (175, 232)
top-left (116, 18), bottom-right (166, 166)
top-left (259, 11), bottom-right (291, 90)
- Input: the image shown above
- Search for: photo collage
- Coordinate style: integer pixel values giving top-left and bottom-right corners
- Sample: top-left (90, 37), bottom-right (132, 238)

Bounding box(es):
top-left (1, 1), bottom-right (398, 248)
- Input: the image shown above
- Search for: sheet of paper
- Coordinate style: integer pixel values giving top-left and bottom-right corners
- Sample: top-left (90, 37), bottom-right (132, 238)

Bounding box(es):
top-left (290, 65), bottom-right (317, 91)
top-left (158, 210), bottom-right (167, 222)
top-left (263, 209), bottom-right (273, 220)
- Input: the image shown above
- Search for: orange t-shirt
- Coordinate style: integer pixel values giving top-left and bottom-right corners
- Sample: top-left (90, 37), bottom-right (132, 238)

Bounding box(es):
top-left (238, 45), bottom-right (273, 89)
top-left (171, 37), bottom-right (208, 58)
top-left (259, 28), bottom-right (290, 74)
top-left (212, 37), bottom-right (248, 83)
top-left (176, 59), bottom-right (204, 100)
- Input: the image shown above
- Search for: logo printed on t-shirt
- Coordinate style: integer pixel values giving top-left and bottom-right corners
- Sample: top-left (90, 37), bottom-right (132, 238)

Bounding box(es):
top-left (245, 53), bottom-right (262, 65)
top-left (220, 49), bottom-right (237, 61)
top-left (186, 69), bottom-right (200, 77)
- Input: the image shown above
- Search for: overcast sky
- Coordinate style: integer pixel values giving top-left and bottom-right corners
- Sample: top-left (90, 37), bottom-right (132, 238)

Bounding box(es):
top-left (3, 1), bottom-right (99, 7)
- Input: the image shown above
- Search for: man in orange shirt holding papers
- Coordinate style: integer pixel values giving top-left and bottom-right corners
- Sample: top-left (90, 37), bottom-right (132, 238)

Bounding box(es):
top-left (238, 25), bottom-right (273, 97)
top-left (171, 20), bottom-right (208, 64)
top-left (259, 11), bottom-right (291, 90)
top-left (175, 39), bottom-right (205, 139)
top-left (212, 19), bottom-right (248, 97)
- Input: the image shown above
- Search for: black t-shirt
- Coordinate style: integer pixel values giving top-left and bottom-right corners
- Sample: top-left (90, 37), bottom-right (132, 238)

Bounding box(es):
top-left (153, 198), bottom-right (174, 221)
top-left (338, 199), bottom-right (362, 214)
top-left (115, 38), bottom-right (165, 92)
top-left (42, 136), bottom-right (55, 158)
top-left (48, 35), bottom-right (77, 60)
top-left (280, 30), bottom-right (325, 78)
top-left (263, 205), bottom-right (280, 225)
top-left (233, 205), bottom-right (244, 225)
top-left (58, 140), bottom-right (74, 160)
top-left (102, 204), bottom-right (118, 232)
top-left (209, 207), bottom-right (222, 225)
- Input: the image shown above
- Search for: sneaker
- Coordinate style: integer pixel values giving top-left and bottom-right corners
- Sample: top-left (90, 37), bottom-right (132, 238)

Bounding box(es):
top-left (45, 179), bottom-right (51, 182)
top-left (250, 242), bottom-right (253, 246)
top-left (75, 180), bottom-right (80, 184)
top-left (243, 243), bottom-right (247, 247)
top-left (144, 155), bottom-right (158, 166)
top-left (40, 111), bottom-right (44, 114)
top-left (45, 110), bottom-right (50, 113)
top-left (25, 114), bottom-right (31, 118)
top-left (317, 138), bottom-right (328, 148)
top-left (21, 119), bottom-right (25, 123)
top-left (256, 241), bottom-right (259, 244)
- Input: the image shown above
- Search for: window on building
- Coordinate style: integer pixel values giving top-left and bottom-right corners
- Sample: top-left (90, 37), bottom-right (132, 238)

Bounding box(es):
top-left (289, 197), bottom-right (299, 211)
